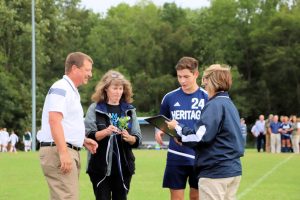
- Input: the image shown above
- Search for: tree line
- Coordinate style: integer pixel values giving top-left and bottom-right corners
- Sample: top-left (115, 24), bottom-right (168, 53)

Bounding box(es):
top-left (0, 0), bottom-right (299, 132)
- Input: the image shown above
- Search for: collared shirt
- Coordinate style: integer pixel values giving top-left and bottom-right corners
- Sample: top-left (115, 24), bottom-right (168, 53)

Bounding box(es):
top-left (270, 122), bottom-right (281, 134)
top-left (39, 75), bottom-right (85, 147)
top-left (255, 120), bottom-right (265, 133)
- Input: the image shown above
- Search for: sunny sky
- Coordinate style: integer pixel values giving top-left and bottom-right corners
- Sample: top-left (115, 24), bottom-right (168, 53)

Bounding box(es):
top-left (80, 0), bottom-right (210, 14)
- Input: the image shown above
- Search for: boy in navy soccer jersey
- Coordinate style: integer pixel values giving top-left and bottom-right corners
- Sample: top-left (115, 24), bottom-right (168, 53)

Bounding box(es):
top-left (167, 64), bottom-right (244, 200)
top-left (155, 57), bottom-right (208, 200)
top-left (279, 116), bottom-right (293, 152)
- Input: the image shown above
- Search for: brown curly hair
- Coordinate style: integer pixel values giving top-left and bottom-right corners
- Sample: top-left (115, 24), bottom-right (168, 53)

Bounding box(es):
top-left (91, 70), bottom-right (133, 103)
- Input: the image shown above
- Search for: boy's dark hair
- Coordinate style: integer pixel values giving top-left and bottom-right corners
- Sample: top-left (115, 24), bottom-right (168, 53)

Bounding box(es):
top-left (175, 57), bottom-right (198, 73)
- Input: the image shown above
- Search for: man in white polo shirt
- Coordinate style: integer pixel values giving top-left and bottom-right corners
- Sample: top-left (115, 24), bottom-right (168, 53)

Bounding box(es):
top-left (39, 52), bottom-right (98, 200)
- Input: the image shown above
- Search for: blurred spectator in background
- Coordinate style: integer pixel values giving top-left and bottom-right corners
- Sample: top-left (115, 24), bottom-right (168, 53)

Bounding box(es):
top-left (240, 118), bottom-right (247, 147)
top-left (265, 114), bottom-right (273, 153)
top-left (279, 116), bottom-right (293, 153)
top-left (291, 115), bottom-right (299, 153)
top-left (269, 115), bottom-right (281, 153)
top-left (1, 128), bottom-right (10, 152)
top-left (23, 129), bottom-right (32, 152)
top-left (251, 123), bottom-right (258, 138)
top-left (255, 115), bottom-right (266, 152)
top-left (9, 130), bottom-right (19, 153)
top-left (0, 128), bottom-right (3, 152)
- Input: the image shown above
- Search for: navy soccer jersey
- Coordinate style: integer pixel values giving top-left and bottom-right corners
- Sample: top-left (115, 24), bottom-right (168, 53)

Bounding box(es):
top-left (160, 87), bottom-right (208, 166)
top-left (280, 122), bottom-right (292, 136)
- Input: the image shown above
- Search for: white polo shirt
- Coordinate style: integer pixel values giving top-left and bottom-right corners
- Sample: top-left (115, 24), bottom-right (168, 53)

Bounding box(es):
top-left (40, 75), bottom-right (85, 147)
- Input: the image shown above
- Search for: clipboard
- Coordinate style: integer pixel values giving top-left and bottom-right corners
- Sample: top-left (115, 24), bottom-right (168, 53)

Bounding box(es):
top-left (144, 115), bottom-right (179, 138)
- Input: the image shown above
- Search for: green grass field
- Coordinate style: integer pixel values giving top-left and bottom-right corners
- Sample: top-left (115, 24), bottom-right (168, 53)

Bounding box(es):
top-left (0, 149), bottom-right (299, 200)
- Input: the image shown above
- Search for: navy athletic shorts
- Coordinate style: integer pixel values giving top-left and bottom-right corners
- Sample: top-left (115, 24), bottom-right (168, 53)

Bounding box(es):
top-left (162, 165), bottom-right (198, 189)
top-left (282, 134), bottom-right (291, 140)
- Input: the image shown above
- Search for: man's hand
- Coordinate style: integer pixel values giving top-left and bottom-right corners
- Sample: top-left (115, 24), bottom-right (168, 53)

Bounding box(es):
top-left (59, 150), bottom-right (72, 174)
top-left (84, 138), bottom-right (98, 154)
top-left (155, 130), bottom-right (165, 146)
top-left (49, 111), bottom-right (72, 174)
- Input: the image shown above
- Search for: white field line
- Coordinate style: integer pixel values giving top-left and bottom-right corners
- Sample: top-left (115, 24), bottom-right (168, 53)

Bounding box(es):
top-left (237, 154), bottom-right (294, 200)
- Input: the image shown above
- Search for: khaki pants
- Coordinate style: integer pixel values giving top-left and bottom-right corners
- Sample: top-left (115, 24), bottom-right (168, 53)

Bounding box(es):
top-left (39, 146), bottom-right (81, 200)
top-left (265, 132), bottom-right (271, 152)
top-left (292, 135), bottom-right (300, 153)
top-left (198, 176), bottom-right (241, 200)
top-left (270, 133), bottom-right (281, 153)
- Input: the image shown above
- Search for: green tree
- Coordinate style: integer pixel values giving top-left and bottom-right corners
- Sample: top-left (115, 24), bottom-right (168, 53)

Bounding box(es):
top-left (252, 3), bottom-right (300, 115)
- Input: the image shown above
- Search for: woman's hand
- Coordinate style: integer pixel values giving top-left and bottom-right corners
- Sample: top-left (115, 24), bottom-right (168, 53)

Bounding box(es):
top-left (95, 125), bottom-right (120, 141)
top-left (165, 120), bottom-right (178, 130)
top-left (106, 125), bottom-right (121, 136)
top-left (121, 129), bottom-right (136, 145)
top-left (166, 120), bottom-right (182, 145)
